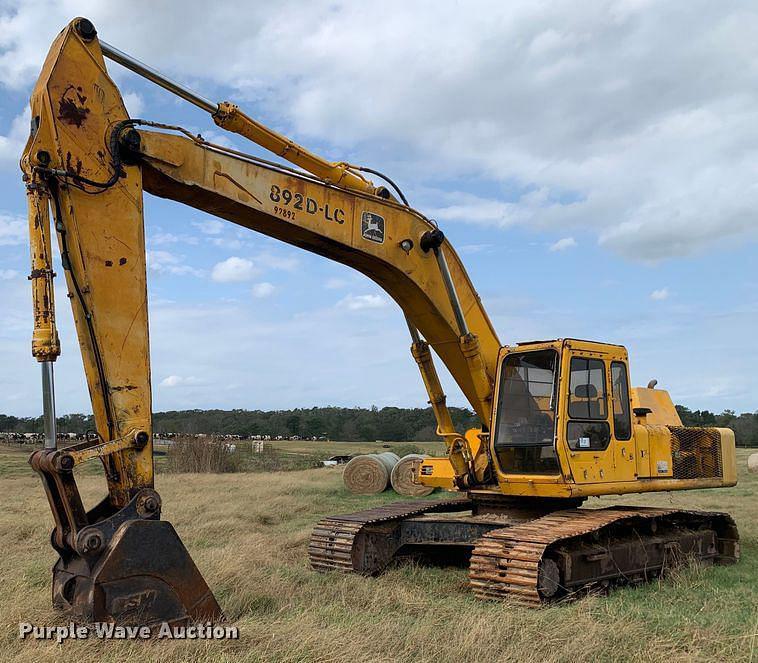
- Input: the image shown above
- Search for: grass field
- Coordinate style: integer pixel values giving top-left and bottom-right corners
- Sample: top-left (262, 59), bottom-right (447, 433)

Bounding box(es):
top-left (0, 442), bottom-right (755, 662)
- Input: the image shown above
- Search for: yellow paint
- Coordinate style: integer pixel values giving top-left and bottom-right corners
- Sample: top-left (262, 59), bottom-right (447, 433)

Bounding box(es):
top-left (631, 387), bottom-right (683, 426)
top-left (645, 425), bottom-right (675, 478)
top-left (718, 428), bottom-right (738, 484)
top-left (417, 457), bottom-right (457, 490)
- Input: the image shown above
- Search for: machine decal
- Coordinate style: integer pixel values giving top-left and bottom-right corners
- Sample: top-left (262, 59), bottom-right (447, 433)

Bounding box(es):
top-left (269, 185), bottom-right (345, 224)
top-left (361, 211), bottom-right (385, 243)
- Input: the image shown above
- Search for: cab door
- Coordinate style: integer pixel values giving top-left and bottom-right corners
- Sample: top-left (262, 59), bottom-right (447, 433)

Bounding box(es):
top-left (608, 360), bottom-right (637, 481)
top-left (561, 351), bottom-right (636, 483)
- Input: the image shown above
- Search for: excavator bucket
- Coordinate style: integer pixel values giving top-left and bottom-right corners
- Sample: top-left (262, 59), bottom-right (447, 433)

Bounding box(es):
top-left (30, 448), bottom-right (223, 626)
top-left (52, 520), bottom-right (223, 625)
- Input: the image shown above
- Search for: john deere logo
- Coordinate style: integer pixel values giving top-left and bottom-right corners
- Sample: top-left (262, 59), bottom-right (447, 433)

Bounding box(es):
top-left (361, 212), bottom-right (385, 244)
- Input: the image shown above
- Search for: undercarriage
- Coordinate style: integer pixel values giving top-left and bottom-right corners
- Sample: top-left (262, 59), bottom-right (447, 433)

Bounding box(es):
top-left (309, 496), bottom-right (739, 606)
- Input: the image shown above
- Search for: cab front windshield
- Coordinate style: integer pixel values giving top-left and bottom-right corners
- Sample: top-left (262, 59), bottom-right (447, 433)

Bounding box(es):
top-left (493, 349), bottom-right (560, 474)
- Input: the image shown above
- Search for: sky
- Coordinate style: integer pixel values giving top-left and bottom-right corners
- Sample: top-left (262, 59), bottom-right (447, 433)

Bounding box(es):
top-left (0, 0), bottom-right (756, 418)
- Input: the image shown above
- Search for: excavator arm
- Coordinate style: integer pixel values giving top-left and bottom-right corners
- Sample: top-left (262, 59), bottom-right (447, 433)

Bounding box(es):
top-left (21, 18), bottom-right (500, 624)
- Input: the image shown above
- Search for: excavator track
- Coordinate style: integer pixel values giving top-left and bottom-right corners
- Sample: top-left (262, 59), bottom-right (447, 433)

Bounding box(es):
top-left (309, 497), bottom-right (471, 573)
top-left (469, 506), bottom-right (739, 606)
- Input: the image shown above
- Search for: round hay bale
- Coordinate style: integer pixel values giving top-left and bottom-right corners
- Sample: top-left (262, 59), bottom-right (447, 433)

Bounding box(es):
top-left (748, 453), bottom-right (758, 474)
top-left (376, 451), bottom-right (400, 474)
top-left (391, 454), bottom-right (434, 497)
top-left (343, 453), bottom-right (399, 494)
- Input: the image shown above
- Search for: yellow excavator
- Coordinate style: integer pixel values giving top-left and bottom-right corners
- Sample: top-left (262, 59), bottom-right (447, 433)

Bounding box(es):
top-left (21, 18), bottom-right (739, 625)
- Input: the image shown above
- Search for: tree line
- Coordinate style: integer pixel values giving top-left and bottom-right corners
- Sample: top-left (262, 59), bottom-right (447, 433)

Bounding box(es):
top-left (0, 406), bottom-right (479, 443)
top-left (674, 406), bottom-right (757, 447)
top-left (1, 405), bottom-right (756, 446)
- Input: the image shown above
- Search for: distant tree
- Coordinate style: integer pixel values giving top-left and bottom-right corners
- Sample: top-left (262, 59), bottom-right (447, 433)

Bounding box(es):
top-left (286, 414), bottom-right (301, 436)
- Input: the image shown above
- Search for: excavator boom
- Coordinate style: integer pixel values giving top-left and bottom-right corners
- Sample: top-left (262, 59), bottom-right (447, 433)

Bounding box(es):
top-left (21, 17), bottom-right (500, 624)
top-left (137, 128), bottom-right (500, 423)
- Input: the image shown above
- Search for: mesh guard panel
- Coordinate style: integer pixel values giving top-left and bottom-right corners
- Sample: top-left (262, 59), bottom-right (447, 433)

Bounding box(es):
top-left (668, 426), bottom-right (723, 479)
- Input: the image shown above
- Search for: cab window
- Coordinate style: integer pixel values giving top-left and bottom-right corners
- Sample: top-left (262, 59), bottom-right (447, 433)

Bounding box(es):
top-left (493, 350), bottom-right (559, 474)
top-left (568, 357), bottom-right (607, 420)
top-left (567, 420), bottom-right (610, 450)
top-left (611, 361), bottom-right (632, 440)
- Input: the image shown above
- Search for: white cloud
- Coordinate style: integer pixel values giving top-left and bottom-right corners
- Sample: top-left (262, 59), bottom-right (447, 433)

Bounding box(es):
top-left (160, 375), bottom-right (202, 388)
top-left (210, 236), bottom-right (244, 250)
top-left (325, 278), bottom-right (348, 290)
top-left (188, 219), bottom-right (248, 249)
top-left (211, 256), bottom-right (257, 282)
top-left (192, 219), bottom-right (225, 235)
top-left (0, 107), bottom-right (30, 171)
top-left (251, 281), bottom-right (275, 298)
top-left (147, 250), bottom-right (203, 277)
top-left (549, 237), bottom-right (577, 252)
top-left (149, 231), bottom-right (199, 246)
top-left (0, 268), bottom-right (19, 279)
top-left (431, 196), bottom-right (521, 226)
top-left (253, 252), bottom-right (299, 271)
top-left (201, 129), bottom-right (238, 149)
top-left (650, 287), bottom-right (670, 301)
top-left (0, 213), bottom-right (25, 245)
top-left (337, 293), bottom-right (388, 310)
top-left (458, 244), bottom-right (494, 255)
top-left (122, 91), bottom-right (144, 117)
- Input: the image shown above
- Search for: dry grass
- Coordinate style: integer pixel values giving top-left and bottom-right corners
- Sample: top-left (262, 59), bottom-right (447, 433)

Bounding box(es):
top-left (0, 444), bottom-right (755, 662)
top-left (164, 437), bottom-right (246, 473)
top-left (163, 438), bottom-right (325, 474)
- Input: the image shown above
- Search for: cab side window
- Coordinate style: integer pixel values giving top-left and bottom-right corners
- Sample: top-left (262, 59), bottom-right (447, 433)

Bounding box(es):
top-left (611, 361), bottom-right (632, 440)
top-left (567, 357), bottom-right (610, 451)
top-left (568, 358), bottom-right (607, 419)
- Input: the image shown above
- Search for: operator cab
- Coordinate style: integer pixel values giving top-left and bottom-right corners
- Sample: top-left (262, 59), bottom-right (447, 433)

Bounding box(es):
top-left (490, 339), bottom-right (635, 490)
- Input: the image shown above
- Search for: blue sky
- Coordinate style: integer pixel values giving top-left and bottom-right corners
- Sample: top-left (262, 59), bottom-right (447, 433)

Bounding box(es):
top-left (0, 1), bottom-right (756, 418)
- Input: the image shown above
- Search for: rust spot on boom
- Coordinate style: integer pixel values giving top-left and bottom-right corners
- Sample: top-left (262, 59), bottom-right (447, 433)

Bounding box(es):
top-left (58, 85), bottom-right (90, 127)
